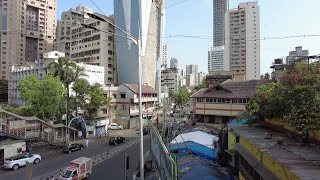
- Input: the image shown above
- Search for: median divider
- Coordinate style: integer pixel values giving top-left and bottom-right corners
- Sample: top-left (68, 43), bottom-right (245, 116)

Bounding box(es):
top-left (34, 137), bottom-right (149, 180)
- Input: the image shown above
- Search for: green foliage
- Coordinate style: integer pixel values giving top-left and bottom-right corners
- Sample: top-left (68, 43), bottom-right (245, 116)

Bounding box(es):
top-left (48, 57), bottom-right (78, 88)
top-left (244, 62), bottom-right (320, 134)
top-left (81, 83), bottom-right (112, 120)
top-left (193, 81), bottom-right (207, 93)
top-left (260, 72), bottom-right (271, 80)
top-left (72, 80), bottom-right (112, 120)
top-left (18, 75), bottom-right (66, 121)
top-left (172, 87), bottom-right (190, 107)
top-left (0, 79), bottom-right (8, 102)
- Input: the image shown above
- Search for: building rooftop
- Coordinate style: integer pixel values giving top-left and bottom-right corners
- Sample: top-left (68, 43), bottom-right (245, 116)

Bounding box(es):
top-left (192, 80), bottom-right (271, 99)
top-left (231, 125), bottom-right (320, 179)
top-left (122, 84), bottom-right (157, 94)
top-left (0, 139), bottom-right (25, 146)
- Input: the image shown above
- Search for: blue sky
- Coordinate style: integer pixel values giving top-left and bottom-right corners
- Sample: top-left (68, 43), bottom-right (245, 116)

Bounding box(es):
top-left (57, 0), bottom-right (320, 75)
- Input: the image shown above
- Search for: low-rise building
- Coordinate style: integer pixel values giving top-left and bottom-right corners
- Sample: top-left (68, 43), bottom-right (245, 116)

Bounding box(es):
top-left (191, 80), bottom-right (270, 124)
top-left (205, 71), bottom-right (233, 88)
top-left (9, 51), bottom-right (105, 106)
top-left (0, 140), bottom-right (26, 164)
top-left (102, 84), bottom-right (157, 128)
top-left (227, 125), bottom-right (320, 180)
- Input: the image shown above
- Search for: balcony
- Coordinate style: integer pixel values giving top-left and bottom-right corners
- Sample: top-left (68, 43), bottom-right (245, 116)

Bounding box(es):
top-left (133, 97), bottom-right (157, 103)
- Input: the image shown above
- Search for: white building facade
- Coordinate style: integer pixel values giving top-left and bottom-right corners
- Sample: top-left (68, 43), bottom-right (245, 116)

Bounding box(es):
top-left (225, 1), bottom-right (260, 80)
top-left (208, 46), bottom-right (226, 74)
top-left (9, 51), bottom-right (105, 106)
top-left (162, 45), bottom-right (168, 65)
top-left (186, 64), bottom-right (198, 85)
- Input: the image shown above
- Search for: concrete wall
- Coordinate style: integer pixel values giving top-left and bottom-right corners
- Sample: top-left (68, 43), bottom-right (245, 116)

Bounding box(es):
top-left (0, 141), bottom-right (26, 159)
top-left (195, 103), bottom-right (246, 116)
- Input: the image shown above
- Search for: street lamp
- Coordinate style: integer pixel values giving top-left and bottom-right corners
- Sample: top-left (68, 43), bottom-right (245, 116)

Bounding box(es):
top-left (82, 14), bottom-right (145, 179)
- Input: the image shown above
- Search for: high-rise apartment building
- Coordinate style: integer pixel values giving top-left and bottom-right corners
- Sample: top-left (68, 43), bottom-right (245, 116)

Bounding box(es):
top-left (186, 64), bottom-right (198, 85)
top-left (56, 5), bottom-right (93, 57)
top-left (209, 0), bottom-right (229, 75)
top-left (69, 13), bottom-right (116, 85)
top-left (225, 1), bottom-right (260, 80)
top-left (162, 44), bottom-right (167, 65)
top-left (0, 0), bottom-right (56, 80)
top-left (208, 46), bottom-right (226, 74)
top-left (114, 0), bottom-right (165, 89)
top-left (170, 57), bottom-right (179, 69)
top-left (213, 0), bottom-right (229, 47)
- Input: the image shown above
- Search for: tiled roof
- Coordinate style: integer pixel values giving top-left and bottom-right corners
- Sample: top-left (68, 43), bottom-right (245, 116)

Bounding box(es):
top-left (191, 80), bottom-right (271, 99)
top-left (122, 83), bottom-right (157, 94)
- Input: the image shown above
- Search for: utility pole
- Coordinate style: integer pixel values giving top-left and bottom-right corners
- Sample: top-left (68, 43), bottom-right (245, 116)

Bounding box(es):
top-left (162, 97), bottom-right (166, 140)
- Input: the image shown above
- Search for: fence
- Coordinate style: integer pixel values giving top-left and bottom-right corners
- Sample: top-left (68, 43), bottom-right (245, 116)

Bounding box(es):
top-left (148, 121), bottom-right (177, 180)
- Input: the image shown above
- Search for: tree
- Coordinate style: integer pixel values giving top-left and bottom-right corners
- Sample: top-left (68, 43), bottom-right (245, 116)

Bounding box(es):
top-left (260, 72), bottom-right (270, 80)
top-left (0, 79), bottom-right (8, 102)
top-left (244, 62), bottom-right (320, 135)
top-left (71, 78), bottom-right (90, 115)
top-left (82, 83), bottom-right (112, 120)
top-left (172, 87), bottom-right (190, 107)
top-left (48, 57), bottom-right (84, 122)
top-left (18, 75), bottom-right (66, 121)
top-left (193, 81), bottom-right (207, 93)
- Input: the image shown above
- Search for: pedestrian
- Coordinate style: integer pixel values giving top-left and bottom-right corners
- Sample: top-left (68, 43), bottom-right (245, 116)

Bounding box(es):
top-left (48, 175), bottom-right (54, 180)
top-left (85, 139), bottom-right (89, 148)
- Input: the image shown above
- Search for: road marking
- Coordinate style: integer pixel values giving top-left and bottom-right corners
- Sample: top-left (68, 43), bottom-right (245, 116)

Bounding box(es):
top-left (34, 136), bottom-right (150, 180)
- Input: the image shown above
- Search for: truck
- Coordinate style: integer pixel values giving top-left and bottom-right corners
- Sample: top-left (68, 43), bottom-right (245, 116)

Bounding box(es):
top-left (59, 157), bottom-right (92, 180)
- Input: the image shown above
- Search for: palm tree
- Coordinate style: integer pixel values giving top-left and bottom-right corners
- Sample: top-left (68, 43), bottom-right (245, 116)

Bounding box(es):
top-left (48, 57), bottom-right (78, 125)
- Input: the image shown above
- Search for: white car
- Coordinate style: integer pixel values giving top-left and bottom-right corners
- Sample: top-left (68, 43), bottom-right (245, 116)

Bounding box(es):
top-left (108, 123), bottom-right (123, 130)
top-left (4, 153), bottom-right (41, 170)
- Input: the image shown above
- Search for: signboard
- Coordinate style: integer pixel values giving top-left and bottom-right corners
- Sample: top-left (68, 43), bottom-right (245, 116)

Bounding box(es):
top-left (148, 122), bottom-right (177, 180)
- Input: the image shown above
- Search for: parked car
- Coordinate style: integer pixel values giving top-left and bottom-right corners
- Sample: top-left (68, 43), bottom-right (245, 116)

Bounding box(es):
top-left (109, 136), bottom-right (125, 145)
top-left (108, 123), bottom-right (123, 130)
top-left (4, 153), bottom-right (41, 170)
top-left (63, 143), bottom-right (84, 154)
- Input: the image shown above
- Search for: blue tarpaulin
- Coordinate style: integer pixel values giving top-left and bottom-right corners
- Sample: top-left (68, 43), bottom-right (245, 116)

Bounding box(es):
top-left (177, 156), bottom-right (226, 180)
top-left (169, 141), bottom-right (218, 161)
top-left (227, 118), bottom-right (248, 126)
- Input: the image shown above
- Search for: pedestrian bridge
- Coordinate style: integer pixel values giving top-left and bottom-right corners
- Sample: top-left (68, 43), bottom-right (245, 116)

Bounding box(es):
top-left (0, 109), bottom-right (78, 146)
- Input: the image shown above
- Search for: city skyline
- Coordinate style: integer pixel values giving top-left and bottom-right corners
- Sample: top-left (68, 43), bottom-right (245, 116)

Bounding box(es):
top-left (56, 0), bottom-right (320, 75)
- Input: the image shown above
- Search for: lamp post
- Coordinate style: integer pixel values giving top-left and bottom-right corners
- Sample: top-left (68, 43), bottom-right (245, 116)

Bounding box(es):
top-left (82, 13), bottom-right (145, 179)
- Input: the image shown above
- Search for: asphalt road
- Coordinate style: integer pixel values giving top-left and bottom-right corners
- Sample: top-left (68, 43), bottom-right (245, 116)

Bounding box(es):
top-left (89, 136), bottom-right (151, 180)
top-left (0, 137), bottom-right (137, 180)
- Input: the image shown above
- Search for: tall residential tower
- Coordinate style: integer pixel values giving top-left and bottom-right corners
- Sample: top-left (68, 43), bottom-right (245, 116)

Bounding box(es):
top-left (225, 2), bottom-right (260, 80)
top-left (209, 0), bottom-right (229, 75)
top-left (0, 0), bottom-right (56, 80)
top-left (213, 0), bottom-right (229, 47)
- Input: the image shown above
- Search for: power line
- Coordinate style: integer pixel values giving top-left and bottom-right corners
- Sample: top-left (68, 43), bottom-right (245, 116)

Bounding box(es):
top-left (166, 0), bottom-right (191, 9)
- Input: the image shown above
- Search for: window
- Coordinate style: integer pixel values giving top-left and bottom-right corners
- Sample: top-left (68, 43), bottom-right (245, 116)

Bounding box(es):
top-left (113, 94), bottom-right (117, 99)
top-left (121, 94), bottom-right (126, 99)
